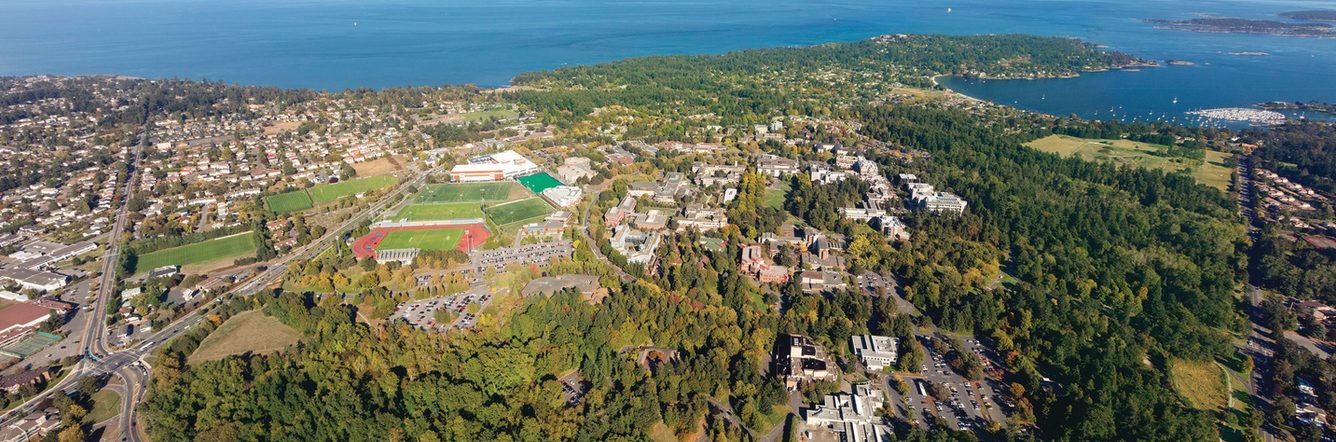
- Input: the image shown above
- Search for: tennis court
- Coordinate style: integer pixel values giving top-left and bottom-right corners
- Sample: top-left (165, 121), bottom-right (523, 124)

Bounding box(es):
top-left (0, 332), bottom-right (62, 358)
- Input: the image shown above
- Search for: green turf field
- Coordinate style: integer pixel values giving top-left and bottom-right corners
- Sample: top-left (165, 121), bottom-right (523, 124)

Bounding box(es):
top-left (135, 232), bottom-right (259, 273)
top-left (485, 198), bottom-right (555, 225)
top-left (264, 190), bottom-right (314, 214)
top-left (308, 175), bottom-right (399, 204)
top-left (416, 182), bottom-right (517, 203)
top-left (378, 229), bottom-right (464, 251)
top-left (394, 203), bottom-right (485, 221)
top-left (517, 172), bottom-right (563, 194)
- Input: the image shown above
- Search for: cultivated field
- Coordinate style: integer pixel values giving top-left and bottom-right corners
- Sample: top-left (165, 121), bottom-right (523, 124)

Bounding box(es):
top-left (1026, 135), bottom-right (1233, 191)
top-left (378, 228), bottom-right (465, 251)
top-left (517, 172), bottom-right (563, 194)
top-left (416, 182), bottom-right (520, 203)
top-left (485, 197), bottom-right (554, 225)
top-left (308, 175), bottom-right (399, 204)
top-left (188, 310), bottom-right (302, 364)
top-left (1169, 359), bottom-right (1228, 410)
top-left (264, 190), bottom-right (314, 214)
top-left (135, 232), bottom-right (258, 274)
top-left (394, 203), bottom-right (485, 221)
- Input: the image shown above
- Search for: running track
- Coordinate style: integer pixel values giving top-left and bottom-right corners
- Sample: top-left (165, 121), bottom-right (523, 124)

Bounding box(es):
top-left (352, 223), bottom-right (490, 259)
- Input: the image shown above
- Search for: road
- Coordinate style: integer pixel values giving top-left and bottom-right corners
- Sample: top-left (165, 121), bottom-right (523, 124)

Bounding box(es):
top-left (0, 162), bottom-right (446, 440)
top-left (1237, 154), bottom-right (1279, 442)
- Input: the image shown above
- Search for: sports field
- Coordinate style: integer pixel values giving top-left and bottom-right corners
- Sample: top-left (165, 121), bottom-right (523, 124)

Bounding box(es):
top-left (135, 232), bottom-right (258, 273)
top-left (485, 197), bottom-right (554, 225)
top-left (264, 190), bottom-right (314, 214)
top-left (378, 228), bottom-right (465, 251)
top-left (308, 175), bottom-right (399, 203)
top-left (188, 310), bottom-right (301, 364)
top-left (394, 203), bottom-right (485, 221)
top-left (1025, 135), bottom-right (1233, 191)
top-left (416, 182), bottom-right (519, 203)
top-left (518, 172), bottom-right (563, 194)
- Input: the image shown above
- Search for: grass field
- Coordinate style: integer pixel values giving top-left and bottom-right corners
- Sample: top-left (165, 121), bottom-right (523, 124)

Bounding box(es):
top-left (264, 190), bottom-right (314, 214)
top-left (394, 203), bottom-right (485, 221)
top-left (416, 182), bottom-right (519, 203)
top-left (379, 229), bottom-right (464, 251)
top-left (763, 180), bottom-right (790, 209)
top-left (188, 310), bottom-right (301, 364)
top-left (517, 172), bottom-right (563, 194)
top-left (485, 197), bottom-right (554, 225)
top-left (308, 175), bottom-right (399, 204)
top-left (1026, 134), bottom-right (1233, 191)
top-left (87, 389), bottom-right (120, 424)
top-left (1169, 359), bottom-right (1229, 410)
top-left (351, 157), bottom-right (401, 176)
top-left (135, 232), bottom-right (258, 274)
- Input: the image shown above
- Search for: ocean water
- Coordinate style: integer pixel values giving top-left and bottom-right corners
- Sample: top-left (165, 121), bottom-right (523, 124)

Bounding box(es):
top-left (1, 0), bottom-right (1334, 122)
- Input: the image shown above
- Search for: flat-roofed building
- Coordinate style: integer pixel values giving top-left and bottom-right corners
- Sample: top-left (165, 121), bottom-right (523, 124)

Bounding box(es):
top-left (850, 335), bottom-right (898, 371)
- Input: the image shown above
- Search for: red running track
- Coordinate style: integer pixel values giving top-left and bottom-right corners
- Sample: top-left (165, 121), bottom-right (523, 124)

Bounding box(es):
top-left (352, 223), bottom-right (490, 260)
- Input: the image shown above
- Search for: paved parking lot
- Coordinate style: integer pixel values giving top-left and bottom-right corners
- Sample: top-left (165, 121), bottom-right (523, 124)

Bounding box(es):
top-left (883, 333), bottom-right (1008, 432)
top-left (390, 286), bottom-right (498, 333)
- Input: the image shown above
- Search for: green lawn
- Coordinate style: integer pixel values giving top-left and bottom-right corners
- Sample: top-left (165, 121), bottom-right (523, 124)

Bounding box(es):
top-left (87, 389), bottom-right (121, 424)
top-left (763, 180), bottom-right (790, 209)
top-left (379, 229), bottom-right (464, 251)
top-left (517, 172), bottom-right (563, 194)
top-left (1026, 134), bottom-right (1233, 191)
top-left (308, 175), bottom-right (399, 204)
top-left (134, 232), bottom-right (258, 273)
top-left (394, 203), bottom-right (485, 221)
top-left (416, 182), bottom-right (519, 203)
top-left (264, 190), bottom-right (314, 214)
top-left (485, 198), bottom-right (554, 226)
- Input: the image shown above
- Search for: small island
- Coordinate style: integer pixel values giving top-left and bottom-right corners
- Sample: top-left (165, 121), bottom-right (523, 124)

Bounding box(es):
top-left (1146, 16), bottom-right (1335, 38)
top-left (1280, 10), bottom-right (1336, 22)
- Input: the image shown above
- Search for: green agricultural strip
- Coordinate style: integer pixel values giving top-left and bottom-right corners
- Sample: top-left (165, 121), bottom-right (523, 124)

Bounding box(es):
top-left (134, 231), bottom-right (258, 273)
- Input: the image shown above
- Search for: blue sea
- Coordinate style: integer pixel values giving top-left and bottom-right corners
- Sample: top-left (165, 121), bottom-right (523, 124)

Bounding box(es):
top-left (2, 0), bottom-right (1335, 123)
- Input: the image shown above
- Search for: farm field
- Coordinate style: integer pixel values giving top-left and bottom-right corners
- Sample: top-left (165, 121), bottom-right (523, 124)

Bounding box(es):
top-left (517, 172), bottom-right (563, 194)
top-left (416, 182), bottom-right (521, 203)
top-left (308, 175), bottom-right (399, 203)
top-left (134, 232), bottom-right (258, 274)
top-left (188, 310), bottom-right (302, 365)
top-left (264, 190), bottom-right (313, 214)
top-left (394, 203), bottom-right (485, 221)
top-left (484, 197), bottom-right (554, 225)
top-left (1025, 134), bottom-right (1233, 191)
top-left (378, 228), bottom-right (465, 251)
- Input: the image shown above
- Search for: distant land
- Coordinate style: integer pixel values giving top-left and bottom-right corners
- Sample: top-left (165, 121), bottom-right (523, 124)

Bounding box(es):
top-left (1280, 10), bottom-right (1336, 22)
top-left (1147, 16), bottom-right (1335, 38)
